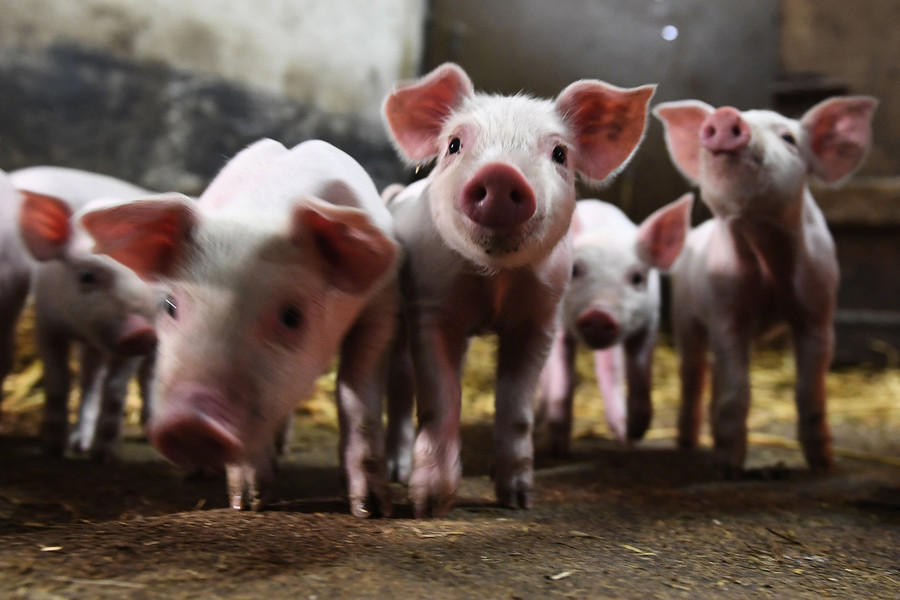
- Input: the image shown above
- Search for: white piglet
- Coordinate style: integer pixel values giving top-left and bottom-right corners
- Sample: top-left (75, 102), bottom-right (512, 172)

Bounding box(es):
top-left (382, 63), bottom-right (655, 517)
top-left (537, 195), bottom-right (691, 456)
top-left (654, 96), bottom-right (877, 475)
top-left (78, 139), bottom-right (400, 516)
top-left (12, 167), bottom-right (158, 461)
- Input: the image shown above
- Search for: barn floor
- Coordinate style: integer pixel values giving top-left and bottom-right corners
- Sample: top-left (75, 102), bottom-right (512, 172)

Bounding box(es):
top-left (0, 337), bottom-right (898, 599)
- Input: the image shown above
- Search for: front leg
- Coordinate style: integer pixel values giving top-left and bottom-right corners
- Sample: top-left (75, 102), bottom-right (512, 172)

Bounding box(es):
top-left (408, 317), bottom-right (467, 518)
top-left (792, 322), bottom-right (834, 472)
top-left (71, 345), bottom-right (105, 454)
top-left (594, 345), bottom-right (627, 443)
top-left (623, 329), bottom-right (657, 442)
top-left (494, 320), bottom-right (555, 509)
top-left (385, 316), bottom-right (416, 484)
top-left (708, 327), bottom-right (753, 477)
top-left (37, 328), bottom-right (71, 458)
top-left (535, 327), bottom-right (577, 457)
top-left (90, 355), bottom-right (142, 462)
top-left (336, 288), bottom-right (397, 519)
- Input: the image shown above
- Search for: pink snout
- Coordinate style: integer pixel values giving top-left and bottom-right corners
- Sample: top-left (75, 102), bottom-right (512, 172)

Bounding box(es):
top-left (115, 314), bottom-right (157, 356)
top-left (576, 309), bottom-right (621, 349)
top-left (461, 163), bottom-right (536, 230)
top-left (700, 107), bottom-right (751, 154)
top-left (148, 384), bottom-right (243, 467)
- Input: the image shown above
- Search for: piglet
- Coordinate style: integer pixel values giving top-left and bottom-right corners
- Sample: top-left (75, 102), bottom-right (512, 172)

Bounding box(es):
top-left (537, 194), bottom-right (691, 456)
top-left (78, 139), bottom-right (399, 516)
top-left (12, 167), bottom-right (158, 461)
top-left (654, 96), bottom-right (877, 475)
top-left (382, 63), bottom-right (655, 517)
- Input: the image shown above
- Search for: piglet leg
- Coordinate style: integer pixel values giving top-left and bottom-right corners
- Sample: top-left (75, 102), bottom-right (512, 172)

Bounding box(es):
top-left (675, 317), bottom-right (708, 449)
top-left (38, 329), bottom-right (71, 458)
top-left (386, 318), bottom-right (416, 483)
top-left (336, 289), bottom-right (396, 518)
top-left (537, 328), bottom-right (577, 457)
top-left (792, 323), bottom-right (834, 472)
top-left (594, 346), bottom-right (627, 443)
top-left (494, 321), bottom-right (555, 509)
top-left (624, 329), bottom-right (656, 442)
top-left (708, 328), bottom-right (752, 477)
top-left (90, 355), bottom-right (141, 463)
top-left (408, 320), bottom-right (466, 518)
top-left (71, 345), bottom-right (104, 454)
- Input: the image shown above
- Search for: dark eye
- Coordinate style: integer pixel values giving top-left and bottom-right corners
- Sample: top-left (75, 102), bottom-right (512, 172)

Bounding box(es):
top-left (448, 137), bottom-right (461, 155)
top-left (77, 270), bottom-right (97, 286)
top-left (552, 145), bottom-right (567, 165)
top-left (279, 304), bottom-right (302, 330)
top-left (630, 271), bottom-right (645, 288)
top-left (572, 261), bottom-right (584, 279)
top-left (781, 133), bottom-right (796, 145)
top-left (163, 296), bottom-right (177, 319)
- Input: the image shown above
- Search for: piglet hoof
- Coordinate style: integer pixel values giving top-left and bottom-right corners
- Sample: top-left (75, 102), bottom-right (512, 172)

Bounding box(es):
top-left (349, 490), bottom-right (392, 519)
top-left (493, 460), bottom-right (534, 510)
top-left (408, 464), bottom-right (460, 519)
top-left (89, 445), bottom-right (117, 464)
top-left (626, 414), bottom-right (651, 443)
top-left (716, 462), bottom-right (745, 481)
top-left (806, 455), bottom-right (835, 475)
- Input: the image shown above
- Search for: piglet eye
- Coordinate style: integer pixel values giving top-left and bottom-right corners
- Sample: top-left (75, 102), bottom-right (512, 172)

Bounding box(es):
top-left (279, 303), bottom-right (302, 330)
top-left (781, 133), bottom-right (797, 146)
top-left (77, 270), bottom-right (97, 286)
top-left (630, 271), bottom-right (645, 288)
top-left (552, 145), bottom-right (567, 165)
top-left (163, 296), bottom-right (178, 319)
top-left (448, 137), bottom-right (461, 155)
top-left (572, 261), bottom-right (585, 279)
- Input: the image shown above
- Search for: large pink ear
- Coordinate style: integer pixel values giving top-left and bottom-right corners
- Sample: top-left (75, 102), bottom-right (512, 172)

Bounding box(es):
top-left (653, 100), bottom-right (715, 183)
top-left (78, 193), bottom-right (198, 280)
top-left (636, 192), bottom-right (693, 270)
top-left (382, 63), bottom-right (475, 163)
top-left (801, 96), bottom-right (878, 184)
top-left (19, 190), bottom-right (73, 261)
top-left (292, 201), bottom-right (398, 295)
top-left (556, 81), bottom-right (656, 183)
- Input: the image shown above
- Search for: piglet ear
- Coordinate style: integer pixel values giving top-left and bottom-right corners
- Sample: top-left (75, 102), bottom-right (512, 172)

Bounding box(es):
top-left (556, 81), bottom-right (655, 183)
top-left (19, 190), bottom-right (73, 261)
top-left (292, 201), bottom-right (398, 296)
top-left (636, 192), bottom-right (693, 271)
top-left (78, 193), bottom-right (198, 280)
top-left (383, 63), bottom-right (475, 163)
top-left (653, 100), bottom-right (715, 183)
top-left (801, 96), bottom-right (878, 184)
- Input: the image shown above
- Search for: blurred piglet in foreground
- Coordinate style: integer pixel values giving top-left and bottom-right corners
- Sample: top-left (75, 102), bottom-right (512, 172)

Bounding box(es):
top-left (654, 96), bottom-right (877, 475)
top-left (537, 194), bottom-right (691, 456)
top-left (382, 62), bottom-right (655, 516)
top-left (79, 139), bottom-right (399, 516)
top-left (10, 167), bottom-right (158, 462)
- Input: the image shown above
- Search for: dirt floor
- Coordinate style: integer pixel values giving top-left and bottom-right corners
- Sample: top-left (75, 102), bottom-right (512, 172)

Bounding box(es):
top-left (0, 336), bottom-right (898, 599)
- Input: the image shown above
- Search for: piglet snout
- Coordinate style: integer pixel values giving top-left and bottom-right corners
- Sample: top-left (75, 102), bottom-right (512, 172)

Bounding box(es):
top-left (149, 384), bottom-right (243, 467)
top-left (700, 107), bottom-right (751, 154)
top-left (115, 314), bottom-right (157, 355)
top-left (576, 309), bottom-right (621, 349)
top-left (461, 163), bottom-right (536, 230)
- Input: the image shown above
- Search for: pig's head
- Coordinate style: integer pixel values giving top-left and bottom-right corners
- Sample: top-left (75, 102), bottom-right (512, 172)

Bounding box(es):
top-left (654, 96), bottom-right (877, 220)
top-left (18, 191), bottom-right (158, 356)
top-left (564, 195), bottom-right (691, 349)
top-left (383, 62), bottom-right (655, 269)
top-left (79, 192), bottom-right (398, 470)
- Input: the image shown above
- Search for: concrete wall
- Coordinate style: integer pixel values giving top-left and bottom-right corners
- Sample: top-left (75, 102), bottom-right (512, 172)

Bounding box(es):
top-left (0, 0), bottom-right (426, 193)
top-left (0, 0), bottom-right (425, 124)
